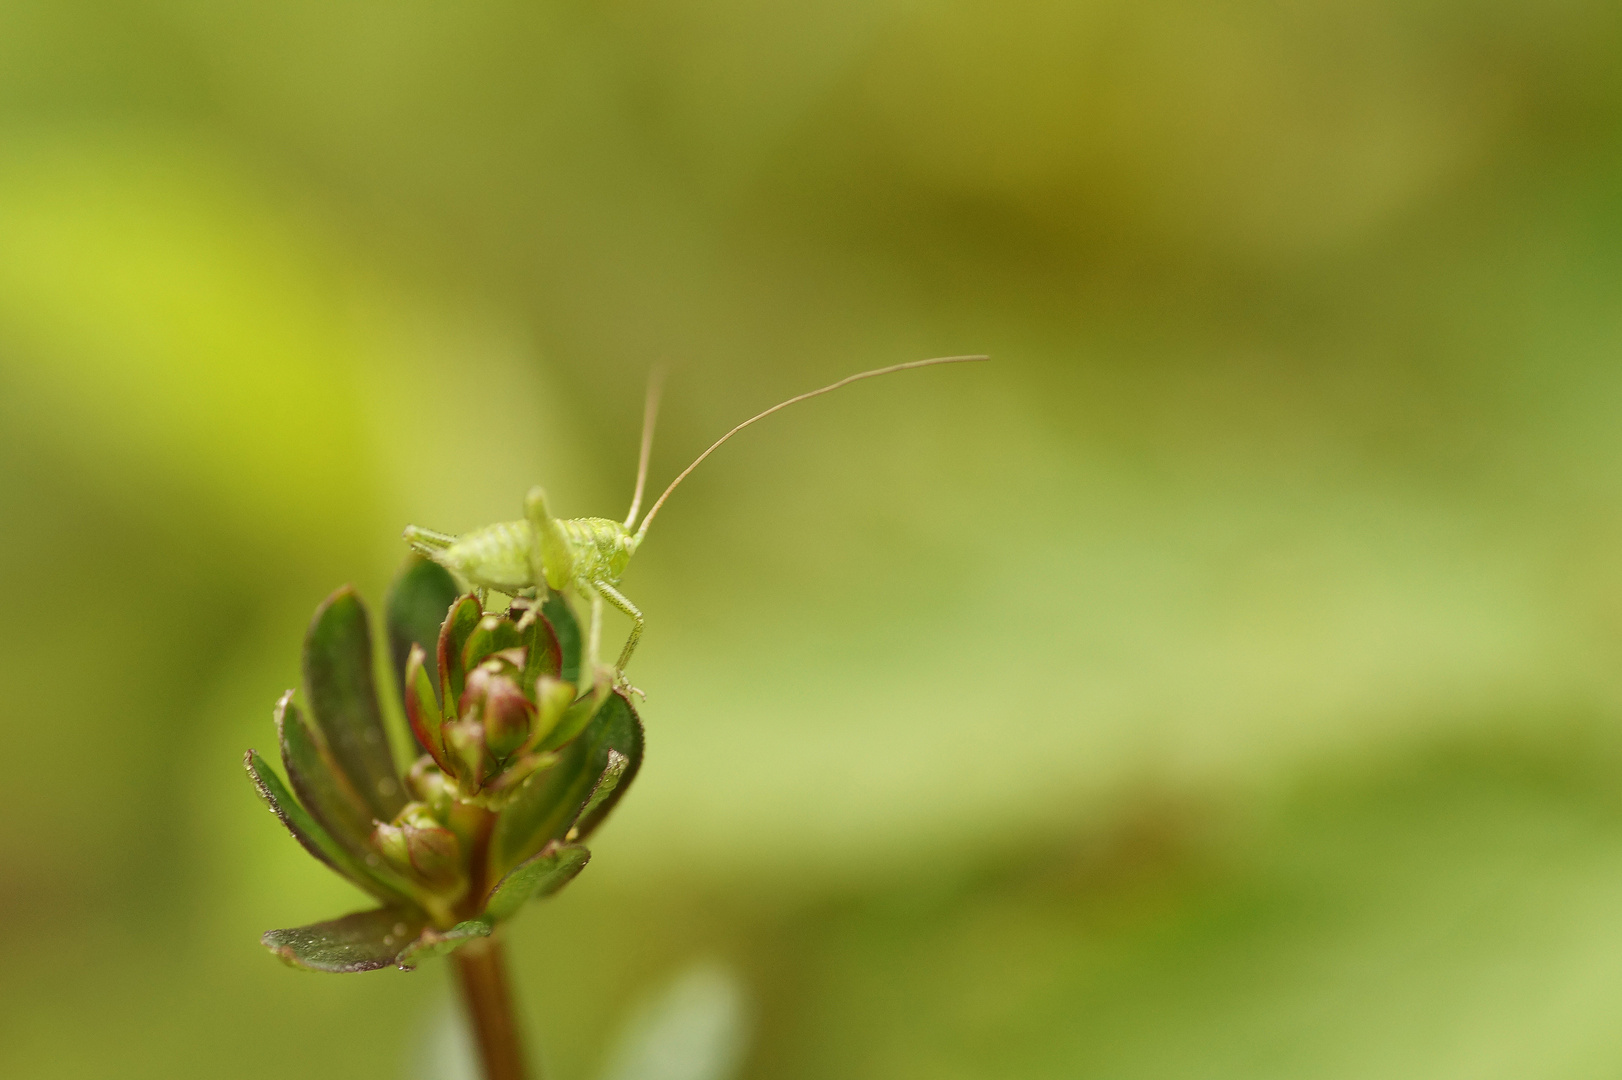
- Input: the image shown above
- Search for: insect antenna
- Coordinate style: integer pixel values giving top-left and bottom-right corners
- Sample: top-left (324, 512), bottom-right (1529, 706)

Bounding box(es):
top-left (624, 366), bottom-right (666, 528)
top-left (632, 353), bottom-right (988, 541)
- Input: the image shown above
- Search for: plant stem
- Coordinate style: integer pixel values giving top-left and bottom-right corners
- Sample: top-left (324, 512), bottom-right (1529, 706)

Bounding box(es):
top-left (454, 938), bottom-right (531, 1080)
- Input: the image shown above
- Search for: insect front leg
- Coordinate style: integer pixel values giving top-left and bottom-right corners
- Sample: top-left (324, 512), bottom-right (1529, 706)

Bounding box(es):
top-left (578, 585), bottom-right (638, 695)
top-left (592, 579), bottom-right (645, 697)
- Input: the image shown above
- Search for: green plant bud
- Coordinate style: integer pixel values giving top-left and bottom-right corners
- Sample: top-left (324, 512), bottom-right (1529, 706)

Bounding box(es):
top-left (373, 820), bottom-right (412, 874)
top-left (530, 675), bottom-right (576, 748)
top-left (401, 823), bottom-right (461, 891)
top-left (456, 658), bottom-right (515, 717)
top-left (443, 718), bottom-right (487, 789)
top-left (405, 756), bottom-right (456, 820)
top-left (484, 689), bottom-right (536, 758)
top-left (373, 808), bottom-right (462, 892)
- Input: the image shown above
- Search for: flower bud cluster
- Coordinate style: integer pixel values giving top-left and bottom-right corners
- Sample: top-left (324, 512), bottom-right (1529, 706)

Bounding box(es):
top-left (402, 596), bottom-right (602, 811)
top-left (365, 755), bottom-right (476, 898)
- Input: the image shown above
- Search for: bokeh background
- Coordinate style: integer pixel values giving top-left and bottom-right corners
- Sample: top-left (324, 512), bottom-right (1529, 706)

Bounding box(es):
top-left (6, 1), bottom-right (1622, 1077)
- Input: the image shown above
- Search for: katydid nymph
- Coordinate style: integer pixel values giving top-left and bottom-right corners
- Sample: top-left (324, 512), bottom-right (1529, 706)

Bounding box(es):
top-left (403, 354), bottom-right (988, 694)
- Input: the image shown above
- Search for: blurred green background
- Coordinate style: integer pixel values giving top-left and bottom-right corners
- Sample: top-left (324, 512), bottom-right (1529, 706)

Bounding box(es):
top-left (6, 1), bottom-right (1622, 1076)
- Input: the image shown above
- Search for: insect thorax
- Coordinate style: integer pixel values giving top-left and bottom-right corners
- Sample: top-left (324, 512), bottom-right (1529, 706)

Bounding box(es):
top-left (558, 517), bottom-right (636, 583)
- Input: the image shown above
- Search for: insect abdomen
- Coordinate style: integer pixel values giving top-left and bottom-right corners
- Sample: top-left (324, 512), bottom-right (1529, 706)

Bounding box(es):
top-left (444, 520), bottom-right (536, 592)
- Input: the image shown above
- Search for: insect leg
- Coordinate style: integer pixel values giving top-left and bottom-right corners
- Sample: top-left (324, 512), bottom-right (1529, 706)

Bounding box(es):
top-left (524, 487), bottom-right (573, 594)
top-left (585, 587), bottom-right (605, 681)
top-left (592, 580), bottom-right (645, 673)
top-left (403, 525), bottom-right (457, 557)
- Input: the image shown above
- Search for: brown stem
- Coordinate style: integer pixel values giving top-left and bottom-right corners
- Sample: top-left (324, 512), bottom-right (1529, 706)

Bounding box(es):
top-left (454, 938), bottom-right (531, 1080)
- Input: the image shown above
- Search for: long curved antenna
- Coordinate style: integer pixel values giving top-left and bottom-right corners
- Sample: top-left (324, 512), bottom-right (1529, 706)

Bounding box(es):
top-left (634, 354), bottom-right (988, 540)
top-left (624, 367), bottom-right (666, 528)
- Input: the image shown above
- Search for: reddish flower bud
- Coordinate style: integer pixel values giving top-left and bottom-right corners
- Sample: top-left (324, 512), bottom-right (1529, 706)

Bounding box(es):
top-left (482, 673), bottom-right (538, 759)
top-left (373, 806), bottom-right (464, 893)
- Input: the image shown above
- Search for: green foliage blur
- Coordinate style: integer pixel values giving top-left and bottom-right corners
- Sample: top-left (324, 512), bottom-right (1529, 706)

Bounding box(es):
top-left (5, 1), bottom-right (1622, 1076)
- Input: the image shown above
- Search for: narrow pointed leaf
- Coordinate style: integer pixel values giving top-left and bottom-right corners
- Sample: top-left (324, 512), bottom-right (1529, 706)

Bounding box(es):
top-left (492, 690), bottom-right (643, 872)
top-left (462, 614), bottom-right (523, 672)
top-left (385, 557), bottom-right (460, 708)
top-left (569, 694), bottom-right (644, 842)
top-left (244, 749), bottom-right (353, 882)
top-left (404, 645), bottom-right (450, 768)
top-left (262, 907), bottom-right (426, 973)
top-left (277, 692), bottom-right (377, 854)
top-left (303, 587), bottom-right (406, 821)
top-left (437, 594), bottom-right (483, 708)
top-left (518, 608), bottom-right (562, 687)
top-left (244, 750), bottom-right (412, 906)
top-left (541, 592), bottom-right (581, 683)
top-left (394, 919), bottom-right (493, 969)
top-left (566, 750), bottom-right (628, 842)
top-left (536, 682), bottom-right (610, 753)
top-left (490, 741), bottom-right (590, 872)
top-left (528, 676), bottom-right (575, 750)
top-left (529, 844), bottom-right (591, 900)
top-left (483, 842), bottom-right (591, 923)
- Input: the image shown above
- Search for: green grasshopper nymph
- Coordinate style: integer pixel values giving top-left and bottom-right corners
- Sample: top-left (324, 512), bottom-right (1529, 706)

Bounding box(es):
top-left (403, 354), bottom-right (988, 692)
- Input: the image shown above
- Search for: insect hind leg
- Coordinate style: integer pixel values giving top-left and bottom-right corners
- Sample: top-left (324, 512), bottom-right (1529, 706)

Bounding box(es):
top-left (524, 486), bottom-right (572, 595)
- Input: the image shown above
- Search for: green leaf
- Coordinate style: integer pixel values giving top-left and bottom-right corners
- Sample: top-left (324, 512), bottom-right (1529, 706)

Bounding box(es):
top-left (385, 557), bottom-right (460, 708)
top-left (491, 690), bottom-right (643, 873)
top-left (570, 694), bottom-right (644, 842)
top-left (536, 682), bottom-right (610, 753)
top-left (462, 613), bottom-right (523, 671)
top-left (567, 750), bottom-right (629, 842)
top-left (404, 645), bottom-right (450, 769)
top-left (244, 749), bottom-right (414, 907)
top-left (542, 592), bottom-right (581, 683)
top-left (262, 907), bottom-right (426, 973)
top-left (437, 594), bottom-right (483, 709)
top-left (302, 587), bottom-right (406, 822)
top-left (482, 841), bottom-right (591, 923)
top-left (490, 744), bottom-right (588, 873)
top-left (394, 918), bottom-right (493, 969)
top-left (276, 692), bottom-right (377, 855)
top-left (518, 607), bottom-right (562, 688)
top-left (531, 844), bottom-right (591, 899)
